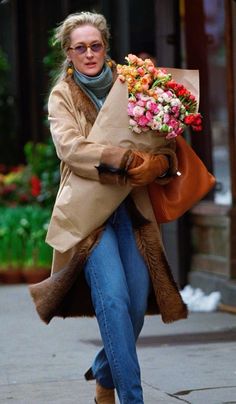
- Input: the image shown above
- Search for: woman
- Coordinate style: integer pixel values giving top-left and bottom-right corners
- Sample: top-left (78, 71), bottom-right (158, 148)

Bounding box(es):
top-left (30, 11), bottom-right (187, 404)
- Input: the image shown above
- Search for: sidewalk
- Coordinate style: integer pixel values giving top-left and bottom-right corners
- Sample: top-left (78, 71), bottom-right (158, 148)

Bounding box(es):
top-left (1, 285), bottom-right (236, 403)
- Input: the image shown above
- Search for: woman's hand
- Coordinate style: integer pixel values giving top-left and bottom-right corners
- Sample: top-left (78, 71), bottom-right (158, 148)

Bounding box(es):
top-left (128, 151), bottom-right (169, 187)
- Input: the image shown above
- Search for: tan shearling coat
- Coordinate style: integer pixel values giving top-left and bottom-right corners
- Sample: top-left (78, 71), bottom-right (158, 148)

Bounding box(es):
top-left (29, 73), bottom-right (187, 325)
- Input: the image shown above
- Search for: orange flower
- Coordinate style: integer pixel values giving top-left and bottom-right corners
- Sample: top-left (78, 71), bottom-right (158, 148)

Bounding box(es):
top-left (116, 64), bottom-right (123, 74)
top-left (148, 89), bottom-right (158, 99)
top-left (129, 67), bottom-right (139, 77)
top-left (141, 76), bottom-right (151, 91)
top-left (141, 83), bottom-right (149, 92)
top-left (126, 54), bottom-right (138, 64)
top-left (134, 82), bottom-right (142, 92)
top-left (137, 57), bottom-right (144, 66)
top-left (137, 67), bottom-right (145, 76)
top-left (127, 76), bottom-right (135, 85)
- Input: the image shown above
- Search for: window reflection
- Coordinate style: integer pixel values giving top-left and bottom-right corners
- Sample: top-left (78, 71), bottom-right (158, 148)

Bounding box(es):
top-left (203, 0), bottom-right (231, 204)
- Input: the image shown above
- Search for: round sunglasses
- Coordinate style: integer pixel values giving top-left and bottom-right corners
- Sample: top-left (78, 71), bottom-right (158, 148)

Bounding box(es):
top-left (69, 42), bottom-right (104, 55)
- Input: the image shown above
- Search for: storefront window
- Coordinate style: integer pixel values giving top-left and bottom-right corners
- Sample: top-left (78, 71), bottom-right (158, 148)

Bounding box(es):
top-left (180, 0), bottom-right (232, 205)
top-left (203, 0), bottom-right (231, 204)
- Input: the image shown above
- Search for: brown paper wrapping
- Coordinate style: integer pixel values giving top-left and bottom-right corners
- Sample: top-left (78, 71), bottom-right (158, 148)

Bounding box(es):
top-left (46, 69), bottom-right (199, 253)
top-left (89, 67), bottom-right (200, 148)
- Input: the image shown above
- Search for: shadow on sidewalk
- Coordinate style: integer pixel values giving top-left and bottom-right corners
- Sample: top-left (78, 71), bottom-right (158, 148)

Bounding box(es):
top-left (81, 327), bottom-right (236, 348)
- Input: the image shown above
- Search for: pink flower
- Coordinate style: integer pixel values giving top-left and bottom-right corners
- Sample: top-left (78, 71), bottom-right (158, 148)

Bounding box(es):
top-left (145, 110), bottom-right (153, 122)
top-left (133, 105), bottom-right (145, 117)
top-left (146, 101), bottom-right (158, 113)
top-left (119, 53), bottom-right (202, 139)
top-left (138, 94), bottom-right (151, 102)
top-left (150, 120), bottom-right (161, 130)
top-left (132, 125), bottom-right (142, 133)
top-left (127, 102), bottom-right (135, 116)
top-left (152, 67), bottom-right (160, 78)
top-left (176, 127), bottom-right (184, 135)
top-left (157, 69), bottom-right (167, 77)
top-left (163, 113), bottom-right (170, 124)
top-left (137, 115), bottom-right (149, 127)
top-left (136, 100), bottom-right (146, 107)
top-left (169, 118), bottom-right (179, 128)
top-left (171, 106), bottom-right (180, 116)
top-left (129, 118), bottom-right (137, 126)
top-left (166, 132), bottom-right (177, 139)
top-left (155, 87), bottom-right (164, 95)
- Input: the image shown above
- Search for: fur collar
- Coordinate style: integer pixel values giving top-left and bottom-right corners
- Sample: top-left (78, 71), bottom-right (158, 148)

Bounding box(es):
top-left (65, 75), bottom-right (97, 125)
top-left (64, 60), bottom-right (117, 126)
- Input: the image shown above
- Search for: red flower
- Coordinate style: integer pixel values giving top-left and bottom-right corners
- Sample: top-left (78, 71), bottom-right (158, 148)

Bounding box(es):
top-left (20, 194), bottom-right (30, 202)
top-left (30, 175), bottom-right (41, 197)
top-left (166, 81), bottom-right (176, 89)
top-left (192, 125), bottom-right (202, 132)
top-left (184, 113), bottom-right (202, 131)
top-left (2, 184), bottom-right (17, 195)
top-left (184, 115), bottom-right (195, 125)
top-left (11, 165), bottom-right (24, 173)
top-left (178, 89), bottom-right (188, 97)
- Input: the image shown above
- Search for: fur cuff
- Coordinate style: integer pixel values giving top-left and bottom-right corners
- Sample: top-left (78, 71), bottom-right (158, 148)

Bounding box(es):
top-left (96, 147), bottom-right (133, 185)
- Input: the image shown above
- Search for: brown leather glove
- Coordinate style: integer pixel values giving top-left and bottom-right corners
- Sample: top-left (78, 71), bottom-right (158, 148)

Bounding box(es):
top-left (128, 150), bottom-right (169, 186)
top-left (128, 152), bottom-right (144, 170)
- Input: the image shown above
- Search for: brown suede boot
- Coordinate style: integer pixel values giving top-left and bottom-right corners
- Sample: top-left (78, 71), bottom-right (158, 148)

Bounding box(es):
top-left (95, 382), bottom-right (115, 404)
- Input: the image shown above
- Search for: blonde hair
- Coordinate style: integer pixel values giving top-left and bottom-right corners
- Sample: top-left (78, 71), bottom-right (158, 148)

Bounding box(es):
top-left (52, 11), bottom-right (110, 84)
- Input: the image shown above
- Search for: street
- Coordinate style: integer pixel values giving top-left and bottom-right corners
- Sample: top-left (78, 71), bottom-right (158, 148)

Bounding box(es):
top-left (1, 285), bottom-right (236, 403)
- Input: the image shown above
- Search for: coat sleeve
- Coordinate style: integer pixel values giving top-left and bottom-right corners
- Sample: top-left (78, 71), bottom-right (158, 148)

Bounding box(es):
top-left (48, 82), bottom-right (132, 184)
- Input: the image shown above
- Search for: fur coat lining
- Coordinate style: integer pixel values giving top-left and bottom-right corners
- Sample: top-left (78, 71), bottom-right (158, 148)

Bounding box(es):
top-left (29, 71), bottom-right (187, 325)
top-left (29, 219), bottom-right (187, 325)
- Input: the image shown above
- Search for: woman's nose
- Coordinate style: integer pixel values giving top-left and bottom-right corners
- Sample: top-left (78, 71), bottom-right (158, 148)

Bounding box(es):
top-left (85, 48), bottom-right (93, 57)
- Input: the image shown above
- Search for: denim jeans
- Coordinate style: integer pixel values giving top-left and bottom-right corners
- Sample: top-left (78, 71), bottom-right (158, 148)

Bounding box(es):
top-left (84, 201), bottom-right (150, 404)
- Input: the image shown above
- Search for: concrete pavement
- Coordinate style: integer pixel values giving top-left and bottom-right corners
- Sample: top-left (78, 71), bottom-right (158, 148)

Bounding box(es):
top-left (1, 285), bottom-right (236, 403)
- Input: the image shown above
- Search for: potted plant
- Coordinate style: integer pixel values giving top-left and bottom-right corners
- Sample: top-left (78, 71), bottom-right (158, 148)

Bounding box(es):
top-left (0, 206), bottom-right (52, 284)
top-left (0, 206), bottom-right (24, 283)
top-left (22, 206), bottom-right (52, 283)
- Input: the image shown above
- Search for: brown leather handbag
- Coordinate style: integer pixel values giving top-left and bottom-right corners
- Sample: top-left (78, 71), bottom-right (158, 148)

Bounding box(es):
top-left (148, 135), bottom-right (216, 223)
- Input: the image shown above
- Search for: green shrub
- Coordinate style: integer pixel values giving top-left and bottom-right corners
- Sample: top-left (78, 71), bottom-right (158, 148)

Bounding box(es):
top-left (0, 205), bottom-right (52, 270)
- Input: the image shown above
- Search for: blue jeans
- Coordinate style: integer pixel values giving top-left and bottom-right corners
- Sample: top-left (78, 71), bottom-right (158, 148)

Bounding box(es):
top-left (84, 202), bottom-right (150, 404)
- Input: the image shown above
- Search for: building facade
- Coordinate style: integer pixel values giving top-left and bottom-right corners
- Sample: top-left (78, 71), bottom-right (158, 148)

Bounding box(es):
top-left (0, 0), bottom-right (235, 303)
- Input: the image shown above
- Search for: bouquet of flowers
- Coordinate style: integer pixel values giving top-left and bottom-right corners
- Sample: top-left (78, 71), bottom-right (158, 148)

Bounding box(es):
top-left (47, 55), bottom-right (201, 253)
top-left (117, 54), bottom-right (202, 138)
